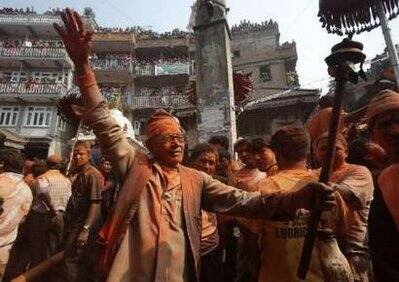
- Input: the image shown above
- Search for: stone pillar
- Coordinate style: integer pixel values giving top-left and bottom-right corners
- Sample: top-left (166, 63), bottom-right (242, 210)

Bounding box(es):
top-left (194, 0), bottom-right (237, 154)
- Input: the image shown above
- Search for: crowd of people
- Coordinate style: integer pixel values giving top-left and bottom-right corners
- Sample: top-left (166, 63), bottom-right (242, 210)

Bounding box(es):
top-left (97, 25), bottom-right (189, 39)
top-left (90, 54), bottom-right (132, 70)
top-left (138, 86), bottom-right (179, 97)
top-left (0, 39), bottom-right (64, 49)
top-left (1, 8), bottom-right (399, 282)
top-left (1, 86), bottom-right (398, 281)
top-left (0, 7), bottom-right (67, 17)
top-left (231, 19), bottom-right (278, 33)
top-left (0, 7), bottom-right (36, 15)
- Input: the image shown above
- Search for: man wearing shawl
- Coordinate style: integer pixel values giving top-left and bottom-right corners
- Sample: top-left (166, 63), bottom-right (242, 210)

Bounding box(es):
top-left (315, 133), bottom-right (374, 281)
top-left (366, 89), bottom-right (399, 281)
top-left (54, 9), bottom-right (336, 282)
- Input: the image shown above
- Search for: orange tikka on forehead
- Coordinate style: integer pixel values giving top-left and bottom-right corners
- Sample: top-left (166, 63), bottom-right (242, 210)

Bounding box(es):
top-left (145, 109), bottom-right (182, 139)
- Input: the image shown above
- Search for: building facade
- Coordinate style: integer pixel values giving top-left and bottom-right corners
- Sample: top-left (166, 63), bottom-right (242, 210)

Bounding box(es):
top-left (0, 9), bottom-right (96, 158)
top-left (0, 7), bottom-right (319, 157)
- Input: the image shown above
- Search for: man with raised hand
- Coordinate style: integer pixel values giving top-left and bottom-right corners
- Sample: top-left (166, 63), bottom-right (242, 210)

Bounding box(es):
top-left (54, 9), bottom-right (336, 282)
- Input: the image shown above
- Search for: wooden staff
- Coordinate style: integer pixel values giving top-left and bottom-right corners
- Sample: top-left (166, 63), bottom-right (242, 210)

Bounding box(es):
top-left (297, 65), bottom-right (347, 279)
top-left (11, 251), bottom-right (64, 282)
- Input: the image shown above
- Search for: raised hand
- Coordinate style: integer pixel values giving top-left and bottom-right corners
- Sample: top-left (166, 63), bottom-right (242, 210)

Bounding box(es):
top-left (53, 8), bottom-right (92, 68)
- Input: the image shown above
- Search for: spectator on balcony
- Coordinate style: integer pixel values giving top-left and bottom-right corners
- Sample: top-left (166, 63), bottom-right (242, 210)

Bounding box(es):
top-left (25, 77), bottom-right (35, 90)
top-left (23, 39), bottom-right (32, 48)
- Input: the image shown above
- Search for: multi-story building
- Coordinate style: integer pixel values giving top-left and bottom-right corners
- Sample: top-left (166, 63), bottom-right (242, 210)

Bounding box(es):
top-left (230, 21), bottom-right (319, 138)
top-left (0, 8), bottom-right (96, 158)
top-left (126, 20), bottom-right (318, 144)
top-left (0, 6), bottom-right (318, 157)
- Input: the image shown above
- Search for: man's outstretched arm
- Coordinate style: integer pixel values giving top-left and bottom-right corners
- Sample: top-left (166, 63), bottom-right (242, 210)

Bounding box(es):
top-left (201, 173), bottom-right (335, 220)
top-left (54, 9), bottom-right (136, 177)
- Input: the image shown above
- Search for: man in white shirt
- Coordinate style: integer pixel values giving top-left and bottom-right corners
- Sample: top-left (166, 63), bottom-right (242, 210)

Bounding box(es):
top-left (0, 150), bottom-right (32, 277)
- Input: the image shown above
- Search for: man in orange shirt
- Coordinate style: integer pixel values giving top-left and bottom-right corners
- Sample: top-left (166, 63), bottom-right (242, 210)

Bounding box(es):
top-left (238, 127), bottom-right (349, 282)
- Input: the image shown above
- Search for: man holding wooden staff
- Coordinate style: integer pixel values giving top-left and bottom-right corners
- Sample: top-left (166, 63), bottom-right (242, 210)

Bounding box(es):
top-left (53, 8), bottom-right (336, 282)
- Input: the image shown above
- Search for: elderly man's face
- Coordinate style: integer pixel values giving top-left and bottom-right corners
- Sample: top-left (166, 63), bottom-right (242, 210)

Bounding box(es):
top-left (149, 133), bottom-right (185, 168)
top-left (371, 111), bottom-right (399, 162)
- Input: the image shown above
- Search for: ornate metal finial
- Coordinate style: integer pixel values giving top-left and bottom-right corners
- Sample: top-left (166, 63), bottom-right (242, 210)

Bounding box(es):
top-left (325, 37), bottom-right (367, 84)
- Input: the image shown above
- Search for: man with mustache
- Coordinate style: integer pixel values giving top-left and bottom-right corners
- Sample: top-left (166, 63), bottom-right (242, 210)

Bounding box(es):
top-left (54, 9), bottom-right (336, 282)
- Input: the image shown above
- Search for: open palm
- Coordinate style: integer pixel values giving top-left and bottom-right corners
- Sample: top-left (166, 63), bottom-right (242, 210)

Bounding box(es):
top-left (53, 8), bottom-right (92, 67)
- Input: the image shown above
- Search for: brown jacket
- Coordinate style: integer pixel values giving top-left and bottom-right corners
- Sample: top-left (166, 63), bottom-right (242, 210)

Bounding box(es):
top-left (85, 102), bottom-right (301, 281)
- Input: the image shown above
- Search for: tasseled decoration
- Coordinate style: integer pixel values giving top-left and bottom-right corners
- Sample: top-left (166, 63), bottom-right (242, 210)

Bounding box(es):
top-left (318, 0), bottom-right (399, 35)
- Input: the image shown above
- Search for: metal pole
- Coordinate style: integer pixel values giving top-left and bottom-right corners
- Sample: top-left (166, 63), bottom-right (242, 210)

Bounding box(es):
top-left (377, 0), bottom-right (399, 85)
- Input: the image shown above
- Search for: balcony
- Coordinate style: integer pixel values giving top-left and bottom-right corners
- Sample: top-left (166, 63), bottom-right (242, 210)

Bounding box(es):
top-left (130, 94), bottom-right (192, 110)
top-left (91, 57), bottom-right (132, 83)
top-left (0, 14), bottom-right (97, 38)
top-left (0, 82), bottom-right (67, 102)
top-left (132, 62), bottom-right (192, 77)
top-left (0, 47), bottom-right (73, 68)
top-left (90, 58), bottom-right (132, 72)
top-left (0, 14), bottom-right (63, 25)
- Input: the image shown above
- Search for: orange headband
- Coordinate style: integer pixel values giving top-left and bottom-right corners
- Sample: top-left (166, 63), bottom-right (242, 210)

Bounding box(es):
top-left (145, 109), bottom-right (182, 139)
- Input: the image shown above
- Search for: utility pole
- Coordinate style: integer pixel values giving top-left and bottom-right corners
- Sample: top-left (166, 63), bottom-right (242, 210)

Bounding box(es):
top-left (194, 0), bottom-right (237, 154)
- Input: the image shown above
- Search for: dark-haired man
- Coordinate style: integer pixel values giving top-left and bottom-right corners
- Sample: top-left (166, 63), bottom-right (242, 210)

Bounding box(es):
top-left (238, 126), bottom-right (349, 281)
top-left (208, 135), bottom-right (229, 152)
top-left (0, 150), bottom-right (32, 277)
top-left (252, 138), bottom-right (278, 176)
top-left (62, 141), bottom-right (103, 281)
top-left (29, 155), bottom-right (72, 265)
top-left (190, 143), bottom-right (222, 282)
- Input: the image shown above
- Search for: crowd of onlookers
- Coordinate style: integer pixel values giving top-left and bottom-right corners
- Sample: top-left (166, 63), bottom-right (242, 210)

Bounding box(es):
top-left (99, 84), bottom-right (126, 101)
top-left (138, 86), bottom-right (179, 96)
top-left (0, 39), bottom-right (64, 49)
top-left (136, 56), bottom-right (189, 66)
top-left (231, 19), bottom-right (278, 33)
top-left (90, 54), bottom-right (132, 70)
top-left (0, 7), bottom-right (67, 16)
top-left (0, 7), bottom-right (36, 15)
top-left (96, 25), bottom-right (189, 39)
